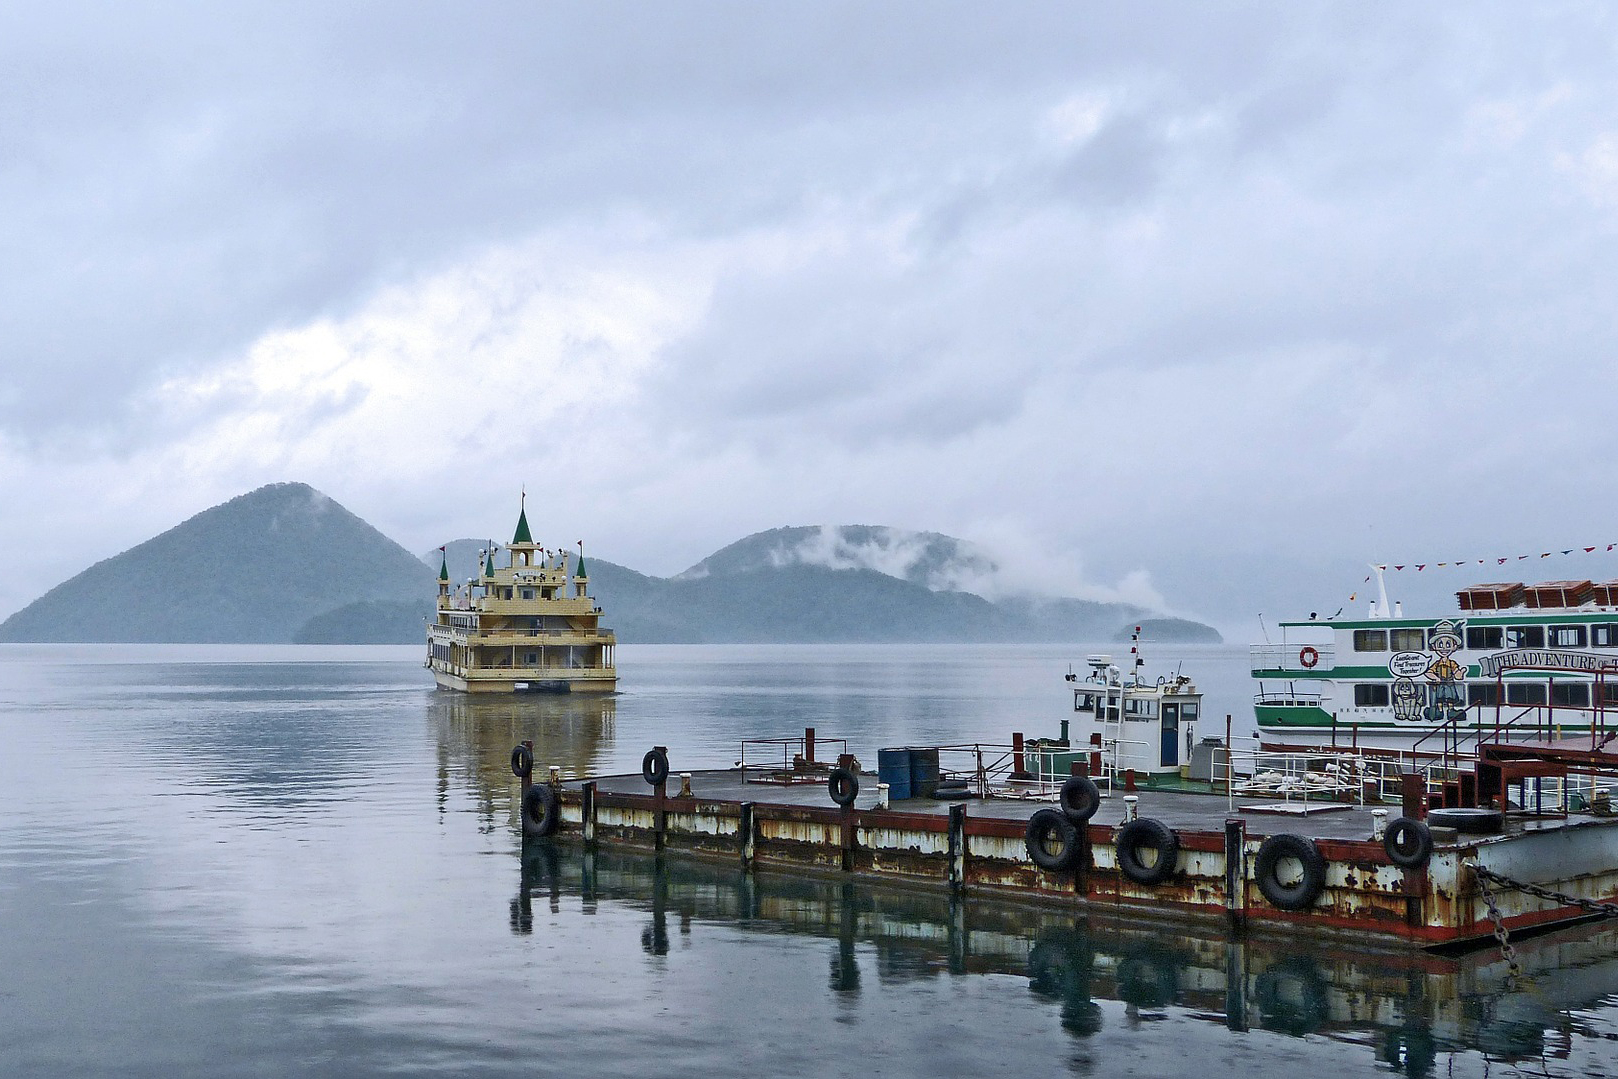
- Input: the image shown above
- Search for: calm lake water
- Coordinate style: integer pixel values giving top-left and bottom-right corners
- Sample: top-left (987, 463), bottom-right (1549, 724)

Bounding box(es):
top-left (2, 642), bottom-right (1615, 1077)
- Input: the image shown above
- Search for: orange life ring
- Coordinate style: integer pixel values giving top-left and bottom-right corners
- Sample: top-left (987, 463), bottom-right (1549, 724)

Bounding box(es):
top-left (1299, 646), bottom-right (1319, 669)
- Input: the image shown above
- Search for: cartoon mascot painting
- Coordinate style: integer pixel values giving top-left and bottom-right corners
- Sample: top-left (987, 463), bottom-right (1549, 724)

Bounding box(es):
top-left (1423, 619), bottom-right (1467, 725)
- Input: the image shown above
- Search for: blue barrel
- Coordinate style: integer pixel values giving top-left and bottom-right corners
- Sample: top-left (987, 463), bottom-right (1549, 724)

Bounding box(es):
top-left (877, 748), bottom-right (912, 800)
top-left (909, 747), bottom-right (940, 798)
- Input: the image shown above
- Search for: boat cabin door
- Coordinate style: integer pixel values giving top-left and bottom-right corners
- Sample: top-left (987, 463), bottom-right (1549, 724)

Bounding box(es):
top-left (1160, 703), bottom-right (1180, 767)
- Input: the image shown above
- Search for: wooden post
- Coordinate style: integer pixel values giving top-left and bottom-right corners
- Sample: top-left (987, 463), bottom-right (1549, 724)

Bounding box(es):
top-left (582, 780), bottom-right (596, 844)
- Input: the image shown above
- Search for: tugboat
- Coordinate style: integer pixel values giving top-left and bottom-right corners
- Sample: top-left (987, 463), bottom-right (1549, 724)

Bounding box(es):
top-left (426, 497), bottom-right (617, 694)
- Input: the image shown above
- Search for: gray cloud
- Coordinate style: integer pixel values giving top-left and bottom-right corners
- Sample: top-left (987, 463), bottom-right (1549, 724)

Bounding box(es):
top-left (5, 3), bottom-right (1618, 632)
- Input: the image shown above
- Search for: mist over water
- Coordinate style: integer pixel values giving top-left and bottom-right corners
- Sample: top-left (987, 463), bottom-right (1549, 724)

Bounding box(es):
top-left (2, 643), bottom-right (1614, 1077)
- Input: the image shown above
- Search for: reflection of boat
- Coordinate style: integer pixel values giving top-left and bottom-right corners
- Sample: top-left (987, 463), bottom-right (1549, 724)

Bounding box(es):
top-left (1253, 569), bottom-right (1618, 751)
top-left (511, 842), bottom-right (1618, 1065)
top-left (430, 692), bottom-right (616, 816)
top-left (427, 497), bottom-right (616, 694)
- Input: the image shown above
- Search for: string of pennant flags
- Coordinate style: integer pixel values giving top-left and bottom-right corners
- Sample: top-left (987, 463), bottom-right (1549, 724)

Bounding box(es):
top-left (1369, 543), bottom-right (1618, 575)
top-left (1347, 542), bottom-right (1618, 601)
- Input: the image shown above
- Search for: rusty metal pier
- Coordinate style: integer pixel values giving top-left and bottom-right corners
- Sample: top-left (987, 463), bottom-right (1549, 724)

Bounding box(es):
top-left (512, 737), bottom-right (1618, 950)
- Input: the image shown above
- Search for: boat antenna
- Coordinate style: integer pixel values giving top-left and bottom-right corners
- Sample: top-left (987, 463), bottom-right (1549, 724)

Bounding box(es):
top-left (1258, 614), bottom-right (1270, 645)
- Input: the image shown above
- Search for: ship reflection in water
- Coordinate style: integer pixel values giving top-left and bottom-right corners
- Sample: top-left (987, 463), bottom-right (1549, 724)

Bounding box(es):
top-left (428, 691), bottom-right (615, 829)
top-left (513, 841), bottom-right (1613, 1076)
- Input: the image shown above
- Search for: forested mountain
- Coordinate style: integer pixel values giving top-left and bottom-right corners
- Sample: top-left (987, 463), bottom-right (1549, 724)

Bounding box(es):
top-left (0, 487), bottom-right (1220, 644)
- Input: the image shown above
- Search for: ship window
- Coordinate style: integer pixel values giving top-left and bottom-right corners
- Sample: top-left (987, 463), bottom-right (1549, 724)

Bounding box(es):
top-left (1390, 629), bottom-right (1426, 651)
top-left (524, 652), bottom-right (537, 664)
top-left (1353, 630), bottom-right (1388, 652)
top-left (1552, 683), bottom-right (1590, 707)
top-left (1549, 626), bottom-right (1587, 648)
top-left (1506, 682), bottom-right (1547, 706)
top-left (521, 589), bottom-right (535, 600)
top-left (1593, 624), bottom-right (1618, 647)
top-left (1181, 702), bottom-right (1198, 720)
top-left (1468, 683), bottom-right (1499, 707)
top-left (1075, 694), bottom-right (1095, 713)
top-left (1354, 684), bottom-right (1390, 707)
top-left (1504, 626), bottom-right (1545, 649)
top-left (1466, 626), bottom-right (1503, 650)
top-left (1603, 683), bottom-right (1618, 704)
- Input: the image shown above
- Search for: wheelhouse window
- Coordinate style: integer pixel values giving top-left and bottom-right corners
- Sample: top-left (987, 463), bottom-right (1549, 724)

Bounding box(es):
top-left (1390, 628), bottom-right (1426, 651)
top-left (1075, 694), bottom-right (1095, 713)
top-left (1468, 683), bottom-right (1499, 707)
top-left (1552, 682), bottom-right (1591, 707)
top-left (1593, 624), bottom-right (1618, 647)
top-left (1123, 698), bottom-right (1156, 717)
top-left (1603, 683), bottom-right (1618, 704)
top-left (1506, 682), bottom-right (1547, 706)
top-left (1354, 684), bottom-right (1390, 707)
top-left (1504, 626), bottom-right (1545, 649)
top-left (1548, 625), bottom-right (1587, 648)
top-left (1353, 630), bottom-right (1388, 652)
top-left (1466, 626), bottom-right (1503, 650)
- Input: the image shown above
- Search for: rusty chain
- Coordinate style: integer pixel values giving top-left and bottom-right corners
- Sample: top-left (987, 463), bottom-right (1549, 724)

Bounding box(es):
top-left (1473, 865), bottom-right (1618, 919)
top-left (1473, 868), bottom-right (1522, 981)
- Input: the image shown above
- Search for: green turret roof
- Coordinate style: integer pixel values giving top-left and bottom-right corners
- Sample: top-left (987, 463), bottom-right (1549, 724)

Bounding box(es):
top-left (439, 553), bottom-right (449, 581)
top-left (575, 554), bottom-right (588, 578)
top-left (484, 550), bottom-right (496, 578)
top-left (513, 506), bottom-right (532, 544)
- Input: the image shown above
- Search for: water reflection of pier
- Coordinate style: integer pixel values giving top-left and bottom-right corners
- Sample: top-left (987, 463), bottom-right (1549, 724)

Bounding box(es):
top-left (429, 693), bottom-right (615, 826)
top-left (513, 844), bottom-right (1618, 1074)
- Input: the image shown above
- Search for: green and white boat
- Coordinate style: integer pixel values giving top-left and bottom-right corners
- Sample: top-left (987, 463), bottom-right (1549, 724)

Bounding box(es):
top-left (1251, 569), bottom-right (1618, 752)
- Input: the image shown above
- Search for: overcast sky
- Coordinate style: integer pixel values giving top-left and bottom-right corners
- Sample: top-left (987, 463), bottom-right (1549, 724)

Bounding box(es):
top-left (4, 3), bottom-right (1618, 634)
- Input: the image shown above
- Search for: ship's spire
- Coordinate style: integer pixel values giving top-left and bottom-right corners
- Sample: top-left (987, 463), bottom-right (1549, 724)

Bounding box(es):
top-left (512, 489), bottom-right (533, 545)
top-left (438, 547), bottom-right (449, 582)
top-left (484, 541), bottom-right (496, 579)
top-left (575, 540), bottom-right (587, 578)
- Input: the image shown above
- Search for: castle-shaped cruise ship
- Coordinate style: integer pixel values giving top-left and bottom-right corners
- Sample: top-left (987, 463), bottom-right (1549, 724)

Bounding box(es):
top-left (426, 499), bottom-right (616, 693)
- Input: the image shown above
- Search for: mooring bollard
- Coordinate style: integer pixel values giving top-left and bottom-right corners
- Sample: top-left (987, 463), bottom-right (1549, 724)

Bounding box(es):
top-left (1123, 794), bottom-right (1139, 823)
top-left (548, 766), bottom-right (562, 787)
top-left (1371, 808), bottom-right (1389, 840)
top-left (876, 782), bottom-right (889, 809)
top-left (679, 772), bottom-right (692, 798)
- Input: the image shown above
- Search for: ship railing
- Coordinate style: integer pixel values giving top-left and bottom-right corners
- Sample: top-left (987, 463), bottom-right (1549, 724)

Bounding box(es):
top-left (1253, 691), bottom-right (1327, 706)
top-left (1249, 644), bottom-right (1335, 672)
top-left (1216, 746), bottom-right (1393, 810)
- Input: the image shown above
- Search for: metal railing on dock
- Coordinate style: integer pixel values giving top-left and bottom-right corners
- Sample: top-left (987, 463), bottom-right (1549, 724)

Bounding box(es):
top-left (738, 730), bottom-right (850, 784)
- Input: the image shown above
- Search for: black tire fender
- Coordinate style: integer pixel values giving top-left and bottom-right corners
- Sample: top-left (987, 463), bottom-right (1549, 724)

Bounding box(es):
top-left (1026, 808), bottom-right (1081, 872)
top-left (1254, 833), bottom-right (1327, 910)
top-left (829, 766), bottom-right (859, 807)
top-left (642, 747), bottom-right (670, 787)
top-left (521, 783), bottom-right (560, 837)
top-left (1114, 817), bottom-right (1180, 885)
top-left (1059, 776), bottom-right (1101, 823)
top-left (1427, 807), bottom-right (1503, 834)
top-left (1383, 817), bottom-right (1433, 868)
top-left (510, 744), bottom-right (534, 779)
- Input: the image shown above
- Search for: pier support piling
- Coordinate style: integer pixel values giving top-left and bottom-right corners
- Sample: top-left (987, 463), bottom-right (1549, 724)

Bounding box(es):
top-left (948, 803), bottom-right (967, 891)
top-left (1225, 817), bottom-right (1247, 930)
